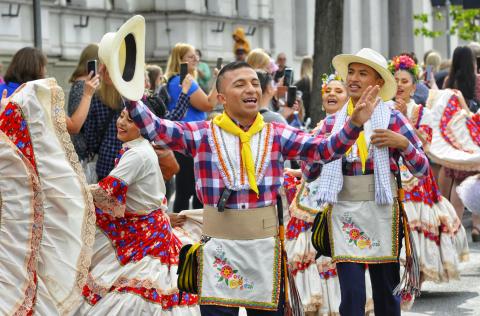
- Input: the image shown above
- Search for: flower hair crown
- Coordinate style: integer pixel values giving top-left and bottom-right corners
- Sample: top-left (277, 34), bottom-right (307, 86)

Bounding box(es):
top-left (388, 55), bottom-right (419, 81)
top-left (321, 73), bottom-right (343, 95)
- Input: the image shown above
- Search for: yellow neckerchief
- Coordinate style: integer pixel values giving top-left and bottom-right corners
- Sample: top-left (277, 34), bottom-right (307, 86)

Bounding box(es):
top-left (345, 99), bottom-right (368, 173)
top-left (213, 112), bottom-right (265, 196)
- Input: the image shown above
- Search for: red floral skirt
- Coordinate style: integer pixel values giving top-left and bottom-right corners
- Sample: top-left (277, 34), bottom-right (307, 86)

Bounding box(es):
top-left (95, 207), bottom-right (181, 266)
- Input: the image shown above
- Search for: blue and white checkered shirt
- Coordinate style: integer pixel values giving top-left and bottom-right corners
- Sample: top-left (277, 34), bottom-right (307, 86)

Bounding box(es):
top-left (83, 92), bottom-right (191, 180)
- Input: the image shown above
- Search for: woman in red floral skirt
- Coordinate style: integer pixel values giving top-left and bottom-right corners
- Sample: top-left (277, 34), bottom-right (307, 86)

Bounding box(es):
top-left (75, 108), bottom-right (200, 315)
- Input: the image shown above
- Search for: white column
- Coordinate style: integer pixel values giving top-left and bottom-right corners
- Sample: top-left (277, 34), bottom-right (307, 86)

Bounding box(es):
top-left (343, 0), bottom-right (363, 54)
top-left (272, 0), bottom-right (294, 60)
top-left (412, 0), bottom-right (433, 63)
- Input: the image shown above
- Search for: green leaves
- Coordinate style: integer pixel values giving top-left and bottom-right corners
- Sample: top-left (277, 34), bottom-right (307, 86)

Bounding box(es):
top-left (413, 5), bottom-right (480, 41)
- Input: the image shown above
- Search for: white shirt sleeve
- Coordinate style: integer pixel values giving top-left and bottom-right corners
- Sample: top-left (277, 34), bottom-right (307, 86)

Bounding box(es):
top-left (109, 149), bottom-right (144, 186)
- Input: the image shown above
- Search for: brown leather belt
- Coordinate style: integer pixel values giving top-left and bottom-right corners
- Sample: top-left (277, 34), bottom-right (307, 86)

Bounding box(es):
top-left (337, 174), bottom-right (398, 201)
top-left (203, 205), bottom-right (278, 240)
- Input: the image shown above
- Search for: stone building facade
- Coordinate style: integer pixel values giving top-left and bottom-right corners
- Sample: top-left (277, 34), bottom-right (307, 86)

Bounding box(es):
top-left (0, 0), bottom-right (467, 92)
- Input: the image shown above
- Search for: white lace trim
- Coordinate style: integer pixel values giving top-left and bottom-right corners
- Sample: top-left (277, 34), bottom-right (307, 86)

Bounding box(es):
top-left (0, 132), bottom-right (45, 315)
top-left (48, 79), bottom-right (96, 314)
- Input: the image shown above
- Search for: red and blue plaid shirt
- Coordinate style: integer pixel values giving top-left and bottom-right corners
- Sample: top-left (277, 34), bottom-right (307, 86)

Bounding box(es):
top-left (303, 109), bottom-right (430, 181)
top-left (127, 101), bottom-right (362, 209)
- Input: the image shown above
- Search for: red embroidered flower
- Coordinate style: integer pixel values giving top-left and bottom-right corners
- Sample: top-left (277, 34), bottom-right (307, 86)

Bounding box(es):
top-left (349, 228), bottom-right (361, 240)
top-left (220, 265), bottom-right (234, 279)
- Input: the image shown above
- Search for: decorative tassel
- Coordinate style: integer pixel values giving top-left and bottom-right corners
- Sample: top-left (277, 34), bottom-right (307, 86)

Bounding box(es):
top-left (393, 188), bottom-right (421, 301)
top-left (286, 262), bottom-right (303, 316)
top-left (279, 223), bottom-right (304, 316)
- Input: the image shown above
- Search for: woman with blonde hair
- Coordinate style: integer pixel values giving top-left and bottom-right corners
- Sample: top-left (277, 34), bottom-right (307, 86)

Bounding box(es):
top-left (67, 43), bottom-right (101, 160)
top-left (246, 48), bottom-right (271, 70)
top-left (164, 43), bottom-right (217, 212)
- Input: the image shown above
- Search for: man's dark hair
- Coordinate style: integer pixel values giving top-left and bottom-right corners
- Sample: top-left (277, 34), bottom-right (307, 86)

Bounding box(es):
top-left (215, 61), bottom-right (253, 92)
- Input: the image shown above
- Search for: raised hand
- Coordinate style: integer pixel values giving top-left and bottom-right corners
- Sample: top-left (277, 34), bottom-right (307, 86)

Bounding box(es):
top-left (84, 71), bottom-right (100, 97)
top-left (1, 83), bottom-right (25, 112)
top-left (350, 85), bottom-right (380, 127)
top-left (181, 73), bottom-right (194, 94)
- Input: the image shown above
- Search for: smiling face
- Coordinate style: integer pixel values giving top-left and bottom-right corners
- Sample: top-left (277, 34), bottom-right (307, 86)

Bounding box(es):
top-left (346, 63), bottom-right (384, 102)
top-left (394, 70), bottom-right (415, 103)
top-left (217, 67), bottom-right (262, 123)
top-left (322, 80), bottom-right (348, 114)
top-left (116, 109), bottom-right (141, 142)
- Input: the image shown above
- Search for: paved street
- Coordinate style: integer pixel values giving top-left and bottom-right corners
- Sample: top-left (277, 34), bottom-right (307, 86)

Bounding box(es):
top-left (405, 214), bottom-right (480, 316)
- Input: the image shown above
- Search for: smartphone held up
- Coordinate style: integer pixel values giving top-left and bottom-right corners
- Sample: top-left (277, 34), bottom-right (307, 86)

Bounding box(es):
top-left (424, 65), bottom-right (433, 83)
top-left (286, 86), bottom-right (297, 108)
top-left (87, 60), bottom-right (98, 77)
top-left (283, 68), bottom-right (293, 87)
top-left (179, 62), bottom-right (188, 86)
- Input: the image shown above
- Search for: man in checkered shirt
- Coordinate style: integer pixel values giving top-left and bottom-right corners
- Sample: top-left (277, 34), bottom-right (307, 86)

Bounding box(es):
top-left (304, 49), bottom-right (430, 316)
top-left (126, 61), bottom-right (379, 316)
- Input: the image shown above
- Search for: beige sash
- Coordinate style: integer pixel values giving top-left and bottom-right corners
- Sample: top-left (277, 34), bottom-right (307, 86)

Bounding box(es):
top-left (203, 205), bottom-right (277, 240)
top-left (338, 174), bottom-right (398, 201)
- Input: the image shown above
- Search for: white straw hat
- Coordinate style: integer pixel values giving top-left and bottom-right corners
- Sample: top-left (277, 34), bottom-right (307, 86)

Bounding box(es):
top-left (98, 15), bottom-right (145, 101)
top-left (332, 48), bottom-right (397, 101)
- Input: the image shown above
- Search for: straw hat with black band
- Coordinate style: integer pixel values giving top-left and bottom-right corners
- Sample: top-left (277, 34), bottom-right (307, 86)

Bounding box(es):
top-left (332, 48), bottom-right (397, 101)
top-left (98, 15), bottom-right (145, 101)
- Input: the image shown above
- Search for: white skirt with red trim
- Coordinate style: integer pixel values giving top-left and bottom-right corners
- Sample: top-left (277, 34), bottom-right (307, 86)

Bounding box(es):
top-left (426, 89), bottom-right (480, 171)
top-left (74, 208), bottom-right (200, 315)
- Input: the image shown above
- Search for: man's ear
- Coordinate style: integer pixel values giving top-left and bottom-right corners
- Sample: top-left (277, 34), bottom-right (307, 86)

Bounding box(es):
top-left (217, 92), bottom-right (226, 105)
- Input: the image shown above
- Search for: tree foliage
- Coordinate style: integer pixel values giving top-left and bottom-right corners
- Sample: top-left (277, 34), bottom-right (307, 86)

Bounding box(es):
top-left (413, 5), bottom-right (480, 41)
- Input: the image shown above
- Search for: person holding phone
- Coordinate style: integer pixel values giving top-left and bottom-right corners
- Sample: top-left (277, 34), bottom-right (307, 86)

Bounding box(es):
top-left (67, 43), bottom-right (101, 154)
top-left (274, 52), bottom-right (289, 83)
top-left (255, 70), bottom-right (287, 124)
top-left (164, 43), bottom-right (218, 212)
top-left (68, 45), bottom-right (99, 174)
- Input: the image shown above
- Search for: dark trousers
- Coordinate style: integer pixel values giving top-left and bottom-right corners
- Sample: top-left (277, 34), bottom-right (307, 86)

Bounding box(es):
top-left (173, 152), bottom-right (202, 212)
top-left (336, 262), bottom-right (401, 316)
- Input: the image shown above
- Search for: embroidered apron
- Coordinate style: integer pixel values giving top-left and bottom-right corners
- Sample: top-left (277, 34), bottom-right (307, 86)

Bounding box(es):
top-left (327, 115), bottom-right (400, 264)
top-left (199, 124), bottom-right (282, 309)
top-left (198, 237), bottom-right (281, 310)
top-left (329, 200), bottom-right (400, 263)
